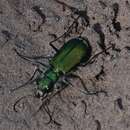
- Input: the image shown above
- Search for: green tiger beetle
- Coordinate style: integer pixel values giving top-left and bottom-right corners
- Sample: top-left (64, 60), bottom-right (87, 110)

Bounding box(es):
top-left (12, 36), bottom-right (112, 123)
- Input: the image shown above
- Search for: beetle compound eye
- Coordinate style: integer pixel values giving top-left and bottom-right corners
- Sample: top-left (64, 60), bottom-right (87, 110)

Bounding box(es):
top-left (35, 90), bottom-right (43, 98)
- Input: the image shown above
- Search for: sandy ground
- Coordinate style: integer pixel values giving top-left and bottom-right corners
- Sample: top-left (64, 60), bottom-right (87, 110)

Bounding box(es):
top-left (0, 0), bottom-right (130, 130)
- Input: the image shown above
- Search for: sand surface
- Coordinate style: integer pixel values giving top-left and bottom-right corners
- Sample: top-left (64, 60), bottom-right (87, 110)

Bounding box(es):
top-left (0, 0), bottom-right (130, 130)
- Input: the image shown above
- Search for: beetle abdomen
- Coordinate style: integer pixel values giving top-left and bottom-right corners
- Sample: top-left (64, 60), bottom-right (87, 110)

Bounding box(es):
top-left (50, 37), bottom-right (92, 73)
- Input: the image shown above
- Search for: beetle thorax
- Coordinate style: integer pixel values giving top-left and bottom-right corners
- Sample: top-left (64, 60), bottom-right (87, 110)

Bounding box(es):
top-left (36, 68), bottom-right (60, 97)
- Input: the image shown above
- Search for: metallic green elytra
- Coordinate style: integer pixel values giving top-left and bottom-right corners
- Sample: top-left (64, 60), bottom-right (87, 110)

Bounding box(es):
top-left (36, 37), bottom-right (92, 97)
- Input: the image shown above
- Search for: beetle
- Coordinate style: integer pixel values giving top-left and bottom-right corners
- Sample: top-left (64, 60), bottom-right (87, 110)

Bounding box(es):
top-left (35, 37), bottom-right (92, 97)
top-left (12, 36), bottom-right (111, 113)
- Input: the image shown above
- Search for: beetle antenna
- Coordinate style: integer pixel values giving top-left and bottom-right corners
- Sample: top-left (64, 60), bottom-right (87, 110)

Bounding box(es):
top-left (13, 94), bottom-right (34, 112)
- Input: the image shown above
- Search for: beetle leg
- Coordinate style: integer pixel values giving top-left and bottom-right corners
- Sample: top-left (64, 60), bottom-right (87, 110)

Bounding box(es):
top-left (55, 80), bottom-right (69, 103)
top-left (55, 78), bottom-right (69, 90)
top-left (14, 48), bottom-right (52, 60)
top-left (65, 73), bottom-right (107, 96)
top-left (10, 68), bottom-right (41, 92)
top-left (81, 45), bottom-right (113, 67)
top-left (49, 16), bottom-right (80, 47)
top-left (14, 48), bottom-right (50, 67)
top-left (64, 77), bottom-right (92, 95)
top-left (49, 42), bottom-right (59, 52)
